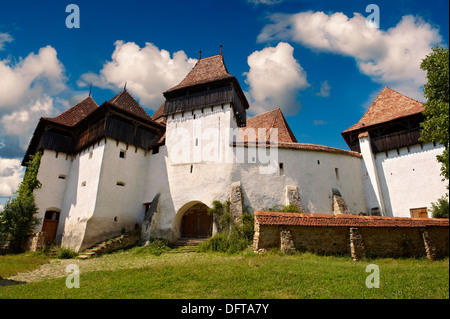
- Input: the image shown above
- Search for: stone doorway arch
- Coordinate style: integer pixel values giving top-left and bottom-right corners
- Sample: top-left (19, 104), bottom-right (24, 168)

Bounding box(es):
top-left (179, 202), bottom-right (212, 238)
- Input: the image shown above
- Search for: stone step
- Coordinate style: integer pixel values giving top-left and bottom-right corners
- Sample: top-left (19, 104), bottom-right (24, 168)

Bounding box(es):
top-left (173, 238), bottom-right (208, 247)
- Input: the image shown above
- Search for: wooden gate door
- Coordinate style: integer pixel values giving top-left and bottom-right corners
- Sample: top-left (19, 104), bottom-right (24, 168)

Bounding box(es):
top-left (181, 203), bottom-right (212, 238)
top-left (42, 211), bottom-right (60, 244)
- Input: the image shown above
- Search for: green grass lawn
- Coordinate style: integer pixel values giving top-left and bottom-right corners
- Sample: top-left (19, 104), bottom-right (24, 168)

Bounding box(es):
top-left (0, 247), bottom-right (448, 299)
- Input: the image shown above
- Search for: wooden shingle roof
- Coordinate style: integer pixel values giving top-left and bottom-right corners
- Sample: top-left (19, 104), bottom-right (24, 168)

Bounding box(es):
top-left (241, 108), bottom-right (297, 143)
top-left (343, 87), bottom-right (424, 134)
top-left (43, 96), bottom-right (98, 127)
top-left (164, 54), bottom-right (235, 93)
top-left (109, 90), bottom-right (152, 122)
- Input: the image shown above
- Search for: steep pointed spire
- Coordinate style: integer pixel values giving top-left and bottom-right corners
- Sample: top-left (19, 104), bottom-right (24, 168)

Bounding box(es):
top-left (89, 83), bottom-right (92, 97)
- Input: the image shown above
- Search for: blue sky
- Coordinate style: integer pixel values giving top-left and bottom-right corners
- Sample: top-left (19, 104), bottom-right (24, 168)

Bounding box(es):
top-left (0, 0), bottom-right (448, 206)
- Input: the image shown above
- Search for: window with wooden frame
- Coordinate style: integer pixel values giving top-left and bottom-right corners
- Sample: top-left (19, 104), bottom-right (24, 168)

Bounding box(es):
top-left (410, 207), bottom-right (428, 218)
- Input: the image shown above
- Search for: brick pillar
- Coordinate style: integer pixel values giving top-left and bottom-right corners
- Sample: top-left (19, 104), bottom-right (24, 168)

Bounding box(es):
top-left (280, 226), bottom-right (296, 254)
top-left (422, 230), bottom-right (437, 261)
top-left (349, 227), bottom-right (365, 261)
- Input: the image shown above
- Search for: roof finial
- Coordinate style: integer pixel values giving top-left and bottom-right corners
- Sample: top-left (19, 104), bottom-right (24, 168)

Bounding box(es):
top-left (220, 44), bottom-right (222, 55)
top-left (89, 83), bottom-right (92, 97)
top-left (199, 50), bottom-right (202, 60)
top-left (124, 81), bottom-right (127, 91)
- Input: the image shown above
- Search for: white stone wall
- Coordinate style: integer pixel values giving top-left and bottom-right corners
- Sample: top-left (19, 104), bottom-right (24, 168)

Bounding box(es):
top-left (60, 141), bottom-right (106, 251)
top-left (234, 147), bottom-right (367, 215)
top-left (34, 150), bottom-right (72, 233)
top-left (374, 143), bottom-right (447, 217)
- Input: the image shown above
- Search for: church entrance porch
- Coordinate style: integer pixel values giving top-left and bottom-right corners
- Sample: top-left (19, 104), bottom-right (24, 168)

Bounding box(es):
top-left (180, 203), bottom-right (213, 238)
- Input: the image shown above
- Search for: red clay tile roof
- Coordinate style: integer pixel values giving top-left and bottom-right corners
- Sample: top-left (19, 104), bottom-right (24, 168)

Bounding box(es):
top-left (109, 90), bottom-right (152, 122)
top-left (254, 211), bottom-right (449, 228)
top-left (343, 87), bottom-right (424, 134)
top-left (240, 108), bottom-right (297, 143)
top-left (165, 54), bottom-right (235, 93)
top-left (43, 96), bottom-right (98, 127)
top-left (234, 141), bottom-right (361, 158)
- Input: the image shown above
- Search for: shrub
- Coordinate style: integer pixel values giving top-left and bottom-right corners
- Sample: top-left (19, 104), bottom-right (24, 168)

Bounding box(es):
top-left (263, 204), bottom-right (300, 213)
top-left (430, 195), bottom-right (449, 219)
top-left (57, 247), bottom-right (78, 259)
top-left (200, 201), bottom-right (254, 254)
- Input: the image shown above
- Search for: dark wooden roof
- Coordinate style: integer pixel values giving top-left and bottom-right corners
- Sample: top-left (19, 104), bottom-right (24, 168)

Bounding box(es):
top-left (164, 54), bottom-right (234, 93)
top-left (43, 96), bottom-right (98, 127)
top-left (109, 90), bottom-right (153, 122)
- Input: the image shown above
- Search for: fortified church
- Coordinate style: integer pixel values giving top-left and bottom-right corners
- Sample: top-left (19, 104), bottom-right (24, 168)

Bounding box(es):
top-left (23, 52), bottom-right (447, 252)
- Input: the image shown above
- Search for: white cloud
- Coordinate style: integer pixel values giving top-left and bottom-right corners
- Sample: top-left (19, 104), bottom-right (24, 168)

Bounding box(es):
top-left (0, 157), bottom-right (24, 197)
top-left (313, 120), bottom-right (328, 126)
top-left (0, 45), bottom-right (67, 156)
top-left (258, 11), bottom-right (443, 100)
top-left (317, 81), bottom-right (331, 97)
top-left (78, 41), bottom-right (197, 110)
top-left (244, 42), bottom-right (309, 115)
top-left (247, 0), bottom-right (283, 5)
top-left (0, 32), bottom-right (13, 50)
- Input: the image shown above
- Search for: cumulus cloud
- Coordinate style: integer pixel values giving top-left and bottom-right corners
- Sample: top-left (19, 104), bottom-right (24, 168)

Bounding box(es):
top-left (78, 41), bottom-right (197, 110)
top-left (0, 32), bottom-right (13, 50)
top-left (258, 11), bottom-right (443, 100)
top-left (0, 157), bottom-right (24, 197)
top-left (244, 42), bottom-right (309, 115)
top-left (0, 45), bottom-right (68, 159)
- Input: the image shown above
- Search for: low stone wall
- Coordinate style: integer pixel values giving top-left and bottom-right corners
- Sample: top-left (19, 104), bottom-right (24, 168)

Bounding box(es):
top-left (253, 212), bottom-right (449, 260)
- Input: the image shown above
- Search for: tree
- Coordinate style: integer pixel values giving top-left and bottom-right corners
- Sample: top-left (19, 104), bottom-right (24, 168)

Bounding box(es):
top-left (419, 46), bottom-right (449, 182)
top-left (0, 152), bottom-right (42, 252)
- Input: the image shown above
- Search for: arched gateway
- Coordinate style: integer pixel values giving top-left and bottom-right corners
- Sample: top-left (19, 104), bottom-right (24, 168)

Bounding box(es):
top-left (180, 202), bottom-right (213, 238)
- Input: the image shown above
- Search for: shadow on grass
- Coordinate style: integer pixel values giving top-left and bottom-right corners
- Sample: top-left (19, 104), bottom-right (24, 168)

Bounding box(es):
top-left (0, 277), bottom-right (26, 287)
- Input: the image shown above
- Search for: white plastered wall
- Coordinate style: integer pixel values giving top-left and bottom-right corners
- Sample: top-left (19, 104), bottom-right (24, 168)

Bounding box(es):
top-left (374, 143), bottom-right (447, 217)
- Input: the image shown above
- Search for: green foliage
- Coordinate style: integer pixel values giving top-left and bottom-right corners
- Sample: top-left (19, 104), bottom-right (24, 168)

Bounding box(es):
top-left (420, 46), bottom-right (449, 182)
top-left (57, 247), bottom-right (78, 259)
top-left (17, 152), bottom-right (42, 199)
top-left (134, 238), bottom-right (171, 256)
top-left (0, 196), bottom-right (41, 252)
top-left (263, 204), bottom-right (301, 213)
top-left (429, 195), bottom-right (449, 219)
top-left (200, 201), bottom-right (254, 254)
top-left (0, 152), bottom-right (42, 253)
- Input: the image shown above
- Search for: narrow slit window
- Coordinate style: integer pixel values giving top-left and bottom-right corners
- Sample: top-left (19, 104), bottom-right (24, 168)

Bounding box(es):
top-left (279, 162), bottom-right (284, 175)
top-left (190, 165), bottom-right (193, 173)
top-left (116, 181), bottom-right (126, 187)
top-left (335, 168), bottom-right (339, 180)
top-left (58, 174), bottom-right (67, 180)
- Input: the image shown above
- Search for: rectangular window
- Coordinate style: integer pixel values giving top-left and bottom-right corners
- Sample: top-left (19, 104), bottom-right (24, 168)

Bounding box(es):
top-left (410, 207), bottom-right (428, 218)
top-left (279, 162), bottom-right (284, 175)
top-left (152, 146), bottom-right (159, 154)
top-left (81, 181), bottom-right (86, 187)
top-left (116, 181), bottom-right (126, 187)
top-left (89, 151), bottom-right (93, 159)
top-left (335, 168), bottom-right (339, 180)
top-left (58, 174), bottom-right (67, 180)
top-left (119, 150), bottom-right (126, 158)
